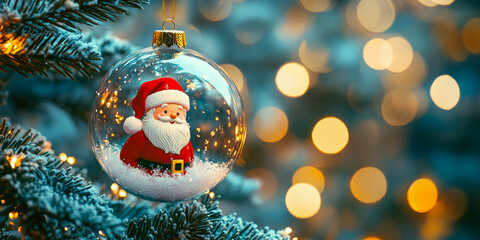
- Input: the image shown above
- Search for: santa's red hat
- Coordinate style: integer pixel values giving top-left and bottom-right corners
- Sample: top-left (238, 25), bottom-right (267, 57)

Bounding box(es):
top-left (123, 77), bottom-right (190, 135)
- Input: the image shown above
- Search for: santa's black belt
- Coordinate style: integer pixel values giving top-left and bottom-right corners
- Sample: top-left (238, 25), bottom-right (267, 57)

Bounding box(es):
top-left (137, 158), bottom-right (190, 173)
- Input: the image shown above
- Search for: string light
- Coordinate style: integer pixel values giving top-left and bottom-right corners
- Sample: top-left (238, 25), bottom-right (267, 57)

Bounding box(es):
top-left (67, 157), bottom-right (76, 165)
top-left (0, 34), bottom-right (26, 54)
top-left (6, 153), bottom-right (25, 169)
top-left (284, 227), bottom-right (292, 234)
top-left (118, 189), bottom-right (128, 198)
top-left (59, 153), bottom-right (68, 162)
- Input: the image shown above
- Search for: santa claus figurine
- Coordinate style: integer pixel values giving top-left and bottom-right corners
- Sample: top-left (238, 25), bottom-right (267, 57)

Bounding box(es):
top-left (120, 77), bottom-right (194, 175)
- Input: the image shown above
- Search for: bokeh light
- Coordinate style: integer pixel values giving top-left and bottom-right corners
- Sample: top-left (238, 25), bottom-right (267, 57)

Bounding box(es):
top-left (275, 62), bottom-right (309, 97)
top-left (462, 18), bottom-right (480, 54)
top-left (254, 107), bottom-right (288, 143)
top-left (292, 166), bottom-right (325, 193)
top-left (350, 167), bottom-right (387, 204)
top-left (418, 0), bottom-right (438, 7)
top-left (430, 75), bottom-right (460, 110)
top-left (285, 183), bottom-right (321, 219)
top-left (357, 0), bottom-right (395, 33)
top-left (198, 0), bottom-right (232, 22)
top-left (386, 37), bottom-right (414, 73)
top-left (312, 117), bottom-right (349, 154)
top-left (408, 178), bottom-right (438, 213)
top-left (298, 40), bottom-right (331, 73)
top-left (220, 64), bottom-right (245, 91)
top-left (381, 89), bottom-right (419, 126)
top-left (300, 0), bottom-right (331, 13)
top-left (383, 52), bottom-right (427, 89)
top-left (432, 0), bottom-right (455, 5)
top-left (363, 38), bottom-right (393, 70)
top-left (246, 168), bottom-right (278, 201)
top-left (363, 237), bottom-right (382, 240)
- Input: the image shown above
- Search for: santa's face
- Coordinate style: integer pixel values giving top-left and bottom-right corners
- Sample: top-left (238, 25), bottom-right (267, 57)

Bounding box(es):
top-left (154, 103), bottom-right (186, 123)
top-left (142, 104), bottom-right (190, 155)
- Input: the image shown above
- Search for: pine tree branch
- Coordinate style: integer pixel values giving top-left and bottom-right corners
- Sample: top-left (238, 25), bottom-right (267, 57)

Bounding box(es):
top-left (0, 31), bottom-right (101, 79)
top-left (1, 0), bottom-right (149, 34)
top-left (0, 118), bottom-right (125, 239)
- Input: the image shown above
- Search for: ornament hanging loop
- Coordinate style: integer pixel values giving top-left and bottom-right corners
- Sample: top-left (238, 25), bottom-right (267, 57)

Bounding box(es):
top-left (162, 0), bottom-right (176, 30)
top-left (162, 19), bottom-right (176, 30)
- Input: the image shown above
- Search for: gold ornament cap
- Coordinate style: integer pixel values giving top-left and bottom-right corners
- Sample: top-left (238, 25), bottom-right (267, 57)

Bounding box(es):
top-left (152, 30), bottom-right (186, 49)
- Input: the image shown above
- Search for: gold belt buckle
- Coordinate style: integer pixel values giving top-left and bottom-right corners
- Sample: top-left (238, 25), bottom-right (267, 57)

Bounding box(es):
top-left (171, 159), bottom-right (184, 173)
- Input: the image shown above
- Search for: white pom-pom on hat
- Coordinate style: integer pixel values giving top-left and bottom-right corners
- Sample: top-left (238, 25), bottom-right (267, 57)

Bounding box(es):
top-left (123, 116), bottom-right (143, 135)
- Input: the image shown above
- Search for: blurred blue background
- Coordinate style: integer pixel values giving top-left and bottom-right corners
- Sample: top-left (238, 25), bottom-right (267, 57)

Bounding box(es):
top-left (3, 0), bottom-right (480, 239)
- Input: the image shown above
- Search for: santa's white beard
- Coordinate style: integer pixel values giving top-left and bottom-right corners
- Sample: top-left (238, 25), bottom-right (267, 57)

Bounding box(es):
top-left (142, 109), bottom-right (191, 154)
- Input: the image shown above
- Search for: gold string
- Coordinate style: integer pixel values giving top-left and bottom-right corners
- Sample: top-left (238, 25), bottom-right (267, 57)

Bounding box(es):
top-left (162, 0), bottom-right (175, 22)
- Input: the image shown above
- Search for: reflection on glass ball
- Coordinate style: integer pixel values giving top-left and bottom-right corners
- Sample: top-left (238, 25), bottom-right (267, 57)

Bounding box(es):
top-left (89, 45), bottom-right (246, 202)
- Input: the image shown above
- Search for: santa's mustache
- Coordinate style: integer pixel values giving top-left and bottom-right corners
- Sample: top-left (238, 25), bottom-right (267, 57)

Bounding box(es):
top-left (157, 114), bottom-right (186, 124)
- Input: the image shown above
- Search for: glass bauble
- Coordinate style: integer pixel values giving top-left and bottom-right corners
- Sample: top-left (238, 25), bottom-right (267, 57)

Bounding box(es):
top-left (89, 44), bottom-right (246, 202)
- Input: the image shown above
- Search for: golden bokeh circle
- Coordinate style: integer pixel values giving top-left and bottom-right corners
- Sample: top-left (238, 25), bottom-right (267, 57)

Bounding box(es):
top-left (254, 107), bottom-right (289, 143)
top-left (292, 166), bottom-right (326, 193)
top-left (350, 167), bottom-right (387, 204)
top-left (275, 62), bottom-right (310, 97)
top-left (312, 117), bottom-right (349, 154)
top-left (407, 178), bottom-right (438, 213)
top-left (363, 38), bottom-right (393, 70)
top-left (430, 75), bottom-right (460, 110)
top-left (357, 0), bottom-right (395, 33)
top-left (381, 89), bottom-right (419, 126)
top-left (285, 183), bottom-right (321, 219)
top-left (386, 37), bottom-right (414, 73)
top-left (220, 64), bottom-right (245, 91)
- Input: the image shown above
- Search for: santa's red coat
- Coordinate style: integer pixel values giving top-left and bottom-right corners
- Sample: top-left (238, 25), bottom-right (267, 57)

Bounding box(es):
top-left (120, 131), bottom-right (194, 170)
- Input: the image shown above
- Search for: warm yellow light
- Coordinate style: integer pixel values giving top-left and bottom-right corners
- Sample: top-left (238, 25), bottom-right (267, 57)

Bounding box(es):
top-left (300, 0), bottom-right (331, 12)
top-left (110, 183), bottom-right (119, 194)
top-left (285, 183), bottom-right (321, 219)
top-left (254, 107), bottom-right (288, 143)
top-left (118, 189), bottom-right (128, 198)
top-left (67, 157), bottom-right (75, 165)
top-left (284, 227), bottom-right (292, 234)
top-left (59, 153), bottom-right (67, 161)
top-left (350, 167), bottom-right (387, 204)
top-left (298, 40), bottom-right (331, 73)
top-left (381, 90), bottom-right (418, 126)
top-left (198, 0), bottom-right (232, 22)
top-left (462, 18), bottom-right (480, 54)
top-left (292, 166), bottom-right (325, 193)
top-left (432, 0), bottom-right (455, 5)
top-left (430, 75), bottom-right (460, 110)
top-left (221, 64), bottom-right (245, 91)
top-left (363, 38), bottom-right (393, 70)
top-left (312, 117), bottom-right (349, 154)
top-left (386, 37), bottom-right (413, 73)
top-left (363, 237), bottom-right (382, 240)
top-left (275, 62), bottom-right (309, 97)
top-left (408, 178), bottom-right (438, 213)
top-left (357, 0), bottom-right (395, 33)
top-left (418, 0), bottom-right (437, 7)
top-left (0, 34), bottom-right (26, 54)
top-left (209, 191), bottom-right (215, 199)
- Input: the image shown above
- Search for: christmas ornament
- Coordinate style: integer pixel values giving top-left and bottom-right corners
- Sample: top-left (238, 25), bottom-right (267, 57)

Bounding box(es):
top-left (88, 2), bottom-right (246, 202)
